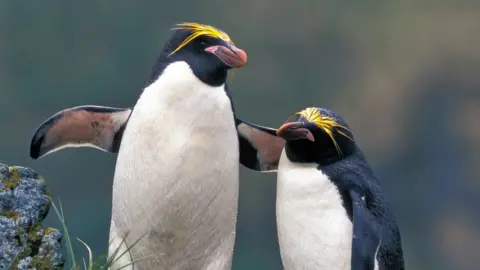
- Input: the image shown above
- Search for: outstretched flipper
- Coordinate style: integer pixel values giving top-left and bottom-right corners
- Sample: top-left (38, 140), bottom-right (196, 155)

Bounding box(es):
top-left (236, 118), bottom-right (285, 172)
top-left (30, 105), bottom-right (132, 159)
top-left (350, 189), bottom-right (382, 270)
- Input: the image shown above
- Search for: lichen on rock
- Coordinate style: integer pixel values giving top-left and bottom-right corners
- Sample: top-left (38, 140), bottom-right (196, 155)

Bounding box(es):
top-left (0, 163), bottom-right (64, 269)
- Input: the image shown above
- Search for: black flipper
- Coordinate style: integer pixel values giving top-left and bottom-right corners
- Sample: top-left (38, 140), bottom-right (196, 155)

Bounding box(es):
top-left (236, 118), bottom-right (285, 172)
top-left (350, 189), bottom-right (382, 270)
top-left (30, 105), bottom-right (132, 159)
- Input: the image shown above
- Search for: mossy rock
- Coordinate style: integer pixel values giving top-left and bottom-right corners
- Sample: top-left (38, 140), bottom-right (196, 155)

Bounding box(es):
top-left (1, 210), bottom-right (21, 220)
top-left (0, 163), bottom-right (65, 269)
top-left (1, 166), bottom-right (21, 191)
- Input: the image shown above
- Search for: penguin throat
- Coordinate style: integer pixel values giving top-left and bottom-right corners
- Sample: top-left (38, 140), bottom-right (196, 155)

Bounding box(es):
top-left (284, 140), bottom-right (357, 166)
top-left (191, 66), bottom-right (228, 87)
top-left (148, 52), bottom-right (228, 88)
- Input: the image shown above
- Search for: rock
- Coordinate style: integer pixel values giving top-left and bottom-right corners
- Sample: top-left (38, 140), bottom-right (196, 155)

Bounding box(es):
top-left (0, 163), bottom-right (64, 269)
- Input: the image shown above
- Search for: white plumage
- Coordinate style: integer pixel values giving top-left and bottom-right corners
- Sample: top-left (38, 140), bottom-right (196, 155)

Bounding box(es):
top-left (108, 61), bottom-right (239, 270)
top-left (276, 149), bottom-right (353, 270)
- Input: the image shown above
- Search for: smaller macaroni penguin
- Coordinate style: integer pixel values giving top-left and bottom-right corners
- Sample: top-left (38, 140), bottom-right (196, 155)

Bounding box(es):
top-left (273, 107), bottom-right (405, 270)
top-left (241, 107), bottom-right (406, 270)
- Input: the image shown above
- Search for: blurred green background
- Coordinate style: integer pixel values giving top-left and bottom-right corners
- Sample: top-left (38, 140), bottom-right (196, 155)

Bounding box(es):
top-left (1, 1), bottom-right (479, 269)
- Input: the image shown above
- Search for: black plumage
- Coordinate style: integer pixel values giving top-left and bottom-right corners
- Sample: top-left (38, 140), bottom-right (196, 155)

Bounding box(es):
top-left (148, 24), bottom-right (235, 87)
top-left (277, 107), bottom-right (405, 270)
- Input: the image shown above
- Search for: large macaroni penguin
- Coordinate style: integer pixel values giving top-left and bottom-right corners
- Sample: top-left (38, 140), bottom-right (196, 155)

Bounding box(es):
top-left (271, 107), bottom-right (405, 270)
top-left (29, 23), bottom-right (284, 270)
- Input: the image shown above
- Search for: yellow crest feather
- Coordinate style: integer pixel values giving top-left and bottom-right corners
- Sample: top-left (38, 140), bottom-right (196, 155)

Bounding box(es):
top-left (296, 107), bottom-right (353, 156)
top-left (169, 22), bottom-right (234, 56)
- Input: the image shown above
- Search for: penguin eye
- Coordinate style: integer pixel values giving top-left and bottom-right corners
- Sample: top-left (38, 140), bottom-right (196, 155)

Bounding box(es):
top-left (198, 37), bottom-right (209, 47)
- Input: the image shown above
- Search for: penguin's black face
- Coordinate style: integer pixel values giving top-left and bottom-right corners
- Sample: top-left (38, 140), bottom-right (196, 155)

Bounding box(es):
top-left (151, 23), bottom-right (247, 86)
top-left (277, 107), bottom-right (357, 165)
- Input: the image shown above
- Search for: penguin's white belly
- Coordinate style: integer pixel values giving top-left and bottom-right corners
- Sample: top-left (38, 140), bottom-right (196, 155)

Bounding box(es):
top-left (108, 62), bottom-right (239, 270)
top-left (276, 150), bottom-right (352, 270)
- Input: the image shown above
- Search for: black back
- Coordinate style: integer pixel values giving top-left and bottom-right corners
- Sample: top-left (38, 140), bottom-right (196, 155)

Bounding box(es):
top-left (322, 149), bottom-right (405, 270)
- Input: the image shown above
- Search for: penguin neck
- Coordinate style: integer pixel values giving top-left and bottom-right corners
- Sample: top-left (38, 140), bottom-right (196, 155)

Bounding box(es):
top-left (137, 61), bottom-right (235, 121)
top-left (148, 53), bottom-right (228, 87)
top-left (147, 57), bottom-right (235, 111)
top-left (284, 141), bottom-right (360, 166)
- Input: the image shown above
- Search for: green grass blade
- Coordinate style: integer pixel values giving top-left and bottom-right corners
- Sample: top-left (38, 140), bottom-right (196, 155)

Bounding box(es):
top-left (51, 198), bottom-right (77, 269)
top-left (106, 232), bottom-right (129, 267)
top-left (108, 231), bottom-right (148, 267)
top-left (50, 197), bottom-right (151, 270)
top-left (77, 237), bottom-right (93, 269)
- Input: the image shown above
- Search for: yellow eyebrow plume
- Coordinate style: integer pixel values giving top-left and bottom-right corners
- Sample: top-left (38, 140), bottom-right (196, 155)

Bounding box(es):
top-left (296, 107), bottom-right (353, 156)
top-left (169, 22), bottom-right (234, 56)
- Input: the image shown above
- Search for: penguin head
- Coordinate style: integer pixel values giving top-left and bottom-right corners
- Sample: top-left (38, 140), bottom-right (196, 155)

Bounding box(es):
top-left (151, 23), bottom-right (247, 86)
top-left (276, 107), bottom-right (356, 165)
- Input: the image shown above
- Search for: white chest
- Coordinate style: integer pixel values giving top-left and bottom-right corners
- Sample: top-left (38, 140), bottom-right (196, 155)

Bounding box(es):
top-left (276, 150), bottom-right (353, 270)
top-left (109, 62), bottom-right (239, 269)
